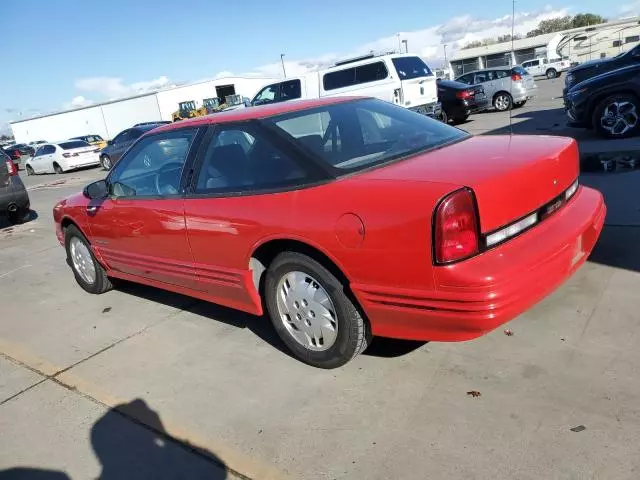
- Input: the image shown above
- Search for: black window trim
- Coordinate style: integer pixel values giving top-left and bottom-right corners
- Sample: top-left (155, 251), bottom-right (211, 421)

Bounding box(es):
top-left (322, 60), bottom-right (390, 91)
top-left (104, 126), bottom-right (206, 201)
top-left (184, 120), bottom-right (333, 199)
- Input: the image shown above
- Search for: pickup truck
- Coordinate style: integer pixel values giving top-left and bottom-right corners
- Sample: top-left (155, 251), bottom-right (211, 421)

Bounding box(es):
top-left (522, 57), bottom-right (571, 79)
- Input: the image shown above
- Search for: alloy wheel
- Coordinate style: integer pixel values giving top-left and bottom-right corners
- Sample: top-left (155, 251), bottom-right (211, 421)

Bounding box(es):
top-left (275, 271), bottom-right (338, 351)
top-left (69, 237), bottom-right (96, 285)
top-left (600, 101), bottom-right (639, 137)
top-left (494, 94), bottom-right (511, 111)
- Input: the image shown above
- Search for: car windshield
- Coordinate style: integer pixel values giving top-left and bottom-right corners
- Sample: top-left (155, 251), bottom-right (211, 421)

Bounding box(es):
top-left (59, 140), bottom-right (89, 150)
top-left (391, 56), bottom-right (433, 80)
top-left (269, 98), bottom-right (468, 173)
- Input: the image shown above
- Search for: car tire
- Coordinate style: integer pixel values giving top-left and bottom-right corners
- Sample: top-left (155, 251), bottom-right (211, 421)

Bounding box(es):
top-left (438, 110), bottom-right (448, 124)
top-left (25, 165), bottom-right (34, 176)
top-left (64, 224), bottom-right (113, 295)
top-left (493, 92), bottom-right (513, 112)
top-left (592, 93), bottom-right (640, 139)
top-left (8, 208), bottom-right (31, 225)
top-left (53, 163), bottom-right (64, 174)
top-left (452, 114), bottom-right (470, 125)
top-left (264, 252), bottom-right (370, 369)
top-left (546, 69), bottom-right (558, 79)
top-left (100, 155), bottom-right (112, 170)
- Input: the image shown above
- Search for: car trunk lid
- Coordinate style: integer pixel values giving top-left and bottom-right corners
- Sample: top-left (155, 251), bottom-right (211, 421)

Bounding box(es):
top-left (357, 135), bottom-right (579, 233)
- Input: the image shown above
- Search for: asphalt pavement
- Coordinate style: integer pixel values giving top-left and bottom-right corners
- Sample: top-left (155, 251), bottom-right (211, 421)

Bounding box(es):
top-left (1, 90), bottom-right (640, 479)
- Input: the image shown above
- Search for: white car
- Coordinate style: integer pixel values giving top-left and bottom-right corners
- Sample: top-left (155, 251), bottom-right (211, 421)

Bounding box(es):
top-left (521, 57), bottom-right (571, 79)
top-left (25, 140), bottom-right (101, 175)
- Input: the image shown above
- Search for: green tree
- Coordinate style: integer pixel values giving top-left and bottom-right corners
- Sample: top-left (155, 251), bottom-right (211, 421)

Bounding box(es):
top-left (571, 13), bottom-right (606, 28)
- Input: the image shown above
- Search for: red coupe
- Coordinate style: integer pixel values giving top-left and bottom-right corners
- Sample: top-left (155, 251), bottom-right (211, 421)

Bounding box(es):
top-left (53, 97), bottom-right (606, 368)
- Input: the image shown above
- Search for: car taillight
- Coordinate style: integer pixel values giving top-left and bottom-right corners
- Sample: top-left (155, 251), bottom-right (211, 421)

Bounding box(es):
top-left (511, 73), bottom-right (522, 81)
top-left (434, 189), bottom-right (479, 264)
top-left (5, 160), bottom-right (18, 176)
top-left (13, 150), bottom-right (20, 157)
top-left (456, 90), bottom-right (475, 100)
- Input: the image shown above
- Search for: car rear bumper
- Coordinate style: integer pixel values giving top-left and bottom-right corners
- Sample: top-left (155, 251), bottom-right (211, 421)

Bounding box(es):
top-left (409, 101), bottom-right (442, 118)
top-left (65, 156), bottom-right (100, 170)
top-left (351, 186), bottom-right (606, 342)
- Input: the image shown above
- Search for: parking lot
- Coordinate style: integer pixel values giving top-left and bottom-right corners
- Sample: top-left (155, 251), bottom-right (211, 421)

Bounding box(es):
top-left (2, 78), bottom-right (640, 479)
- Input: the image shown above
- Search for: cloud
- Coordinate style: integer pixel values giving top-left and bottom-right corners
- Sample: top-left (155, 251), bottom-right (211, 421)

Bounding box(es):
top-left (63, 95), bottom-right (93, 110)
top-left (73, 75), bottom-right (170, 99)
top-left (233, 6), bottom-right (569, 77)
top-left (620, 1), bottom-right (640, 16)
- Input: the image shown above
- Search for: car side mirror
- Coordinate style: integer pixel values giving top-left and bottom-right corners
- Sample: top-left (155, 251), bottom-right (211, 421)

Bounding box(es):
top-left (83, 180), bottom-right (108, 200)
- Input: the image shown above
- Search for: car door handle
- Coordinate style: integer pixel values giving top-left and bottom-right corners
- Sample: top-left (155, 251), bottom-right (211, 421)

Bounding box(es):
top-left (86, 205), bottom-right (99, 214)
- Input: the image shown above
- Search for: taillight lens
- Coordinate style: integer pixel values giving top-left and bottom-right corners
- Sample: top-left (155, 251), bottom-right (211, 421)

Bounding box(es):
top-left (456, 90), bottom-right (474, 100)
top-left (511, 73), bottom-right (522, 81)
top-left (434, 189), bottom-right (479, 264)
top-left (5, 160), bottom-right (18, 176)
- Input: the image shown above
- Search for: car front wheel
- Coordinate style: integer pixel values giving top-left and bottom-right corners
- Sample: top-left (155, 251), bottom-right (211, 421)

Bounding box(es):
top-left (546, 69), bottom-right (558, 79)
top-left (265, 252), bottom-right (370, 368)
top-left (100, 155), bottom-right (112, 170)
top-left (593, 94), bottom-right (640, 139)
top-left (65, 225), bottom-right (113, 294)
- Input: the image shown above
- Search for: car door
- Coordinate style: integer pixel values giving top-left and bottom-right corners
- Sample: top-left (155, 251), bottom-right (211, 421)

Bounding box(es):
top-left (473, 70), bottom-right (497, 99)
top-left (183, 122), bottom-right (319, 314)
top-left (108, 129), bottom-right (133, 163)
top-left (36, 145), bottom-right (56, 172)
top-left (87, 127), bottom-right (203, 289)
top-left (251, 82), bottom-right (280, 106)
top-left (528, 59), bottom-right (542, 76)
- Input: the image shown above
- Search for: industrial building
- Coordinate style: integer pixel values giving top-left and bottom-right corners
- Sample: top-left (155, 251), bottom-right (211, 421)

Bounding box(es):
top-left (450, 16), bottom-right (640, 77)
top-left (10, 76), bottom-right (276, 143)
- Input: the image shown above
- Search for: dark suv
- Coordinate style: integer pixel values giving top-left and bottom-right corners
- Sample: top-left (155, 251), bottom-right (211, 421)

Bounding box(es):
top-left (99, 124), bottom-right (162, 170)
top-left (565, 63), bottom-right (640, 138)
top-left (1, 151), bottom-right (30, 224)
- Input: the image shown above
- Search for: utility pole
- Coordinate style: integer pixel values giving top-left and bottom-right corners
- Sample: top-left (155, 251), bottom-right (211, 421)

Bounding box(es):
top-left (397, 33), bottom-right (401, 53)
top-left (443, 44), bottom-right (448, 67)
top-left (402, 39), bottom-right (408, 53)
top-left (280, 54), bottom-right (286, 78)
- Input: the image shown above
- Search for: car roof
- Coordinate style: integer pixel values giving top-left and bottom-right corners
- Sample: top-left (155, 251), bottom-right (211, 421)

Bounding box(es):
top-left (458, 66), bottom-right (512, 76)
top-left (151, 97), bottom-right (364, 134)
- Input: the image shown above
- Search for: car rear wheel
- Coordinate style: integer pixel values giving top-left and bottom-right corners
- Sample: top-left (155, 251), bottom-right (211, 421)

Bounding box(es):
top-left (100, 155), bottom-right (112, 170)
top-left (437, 109), bottom-right (448, 124)
top-left (53, 163), bottom-right (63, 174)
top-left (593, 94), bottom-right (640, 139)
top-left (264, 252), bottom-right (370, 368)
top-left (25, 165), bottom-right (34, 176)
top-left (451, 114), bottom-right (469, 124)
top-left (65, 225), bottom-right (113, 294)
top-left (493, 92), bottom-right (513, 112)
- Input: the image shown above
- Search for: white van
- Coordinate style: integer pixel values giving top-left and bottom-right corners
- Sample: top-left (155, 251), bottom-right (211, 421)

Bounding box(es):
top-left (245, 53), bottom-right (442, 118)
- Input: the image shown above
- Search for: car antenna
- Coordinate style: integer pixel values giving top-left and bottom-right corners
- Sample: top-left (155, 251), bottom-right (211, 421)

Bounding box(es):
top-left (509, 0), bottom-right (516, 136)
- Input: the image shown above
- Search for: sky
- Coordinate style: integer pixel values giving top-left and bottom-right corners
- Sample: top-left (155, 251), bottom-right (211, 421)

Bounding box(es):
top-left (2, 0), bottom-right (638, 136)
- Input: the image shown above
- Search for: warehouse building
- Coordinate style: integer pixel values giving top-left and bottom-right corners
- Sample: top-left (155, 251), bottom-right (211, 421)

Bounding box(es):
top-left (10, 76), bottom-right (276, 143)
top-left (450, 16), bottom-right (640, 77)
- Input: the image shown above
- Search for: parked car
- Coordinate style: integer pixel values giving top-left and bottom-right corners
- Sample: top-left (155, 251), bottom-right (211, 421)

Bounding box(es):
top-left (237, 53), bottom-right (443, 120)
top-left (25, 140), bottom-right (100, 175)
top-left (99, 124), bottom-right (162, 170)
top-left (53, 97), bottom-right (605, 368)
top-left (1, 145), bottom-right (21, 161)
top-left (565, 63), bottom-right (640, 138)
top-left (564, 44), bottom-right (640, 98)
top-left (134, 121), bottom-right (172, 127)
top-left (5, 143), bottom-right (35, 157)
top-left (70, 134), bottom-right (107, 150)
top-left (522, 57), bottom-right (571, 79)
top-left (1, 151), bottom-right (30, 224)
top-left (455, 66), bottom-right (538, 111)
top-left (28, 140), bottom-right (47, 150)
top-left (437, 79), bottom-right (489, 124)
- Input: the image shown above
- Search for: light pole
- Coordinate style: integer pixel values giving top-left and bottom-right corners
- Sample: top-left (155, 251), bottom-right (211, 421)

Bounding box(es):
top-left (280, 54), bottom-right (286, 78)
top-left (402, 39), bottom-right (408, 53)
top-left (443, 44), bottom-right (448, 67)
top-left (397, 33), bottom-right (401, 53)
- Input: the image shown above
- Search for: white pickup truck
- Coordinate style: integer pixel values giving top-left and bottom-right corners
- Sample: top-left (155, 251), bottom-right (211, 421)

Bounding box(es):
top-left (521, 57), bottom-right (571, 79)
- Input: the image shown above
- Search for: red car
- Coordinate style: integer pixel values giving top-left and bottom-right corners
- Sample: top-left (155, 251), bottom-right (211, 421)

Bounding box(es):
top-left (53, 97), bottom-right (606, 368)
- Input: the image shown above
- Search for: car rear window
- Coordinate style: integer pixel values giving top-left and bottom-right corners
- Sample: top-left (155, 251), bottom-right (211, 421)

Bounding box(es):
top-left (270, 98), bottom-right (468, 173)
top-left (512, 66), bottom-right (529, 76)
top-left (391, 56), bottom-right (433, 80)
top-left (59, 140), bottom-right (89, 150)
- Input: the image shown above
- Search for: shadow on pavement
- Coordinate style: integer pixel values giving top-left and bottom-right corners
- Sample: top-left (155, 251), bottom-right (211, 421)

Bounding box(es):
top-left (363, 337), bottom-right (427, 358)
top-left (0, 399), bottom-right (228, 480)
top-left (0, 210), bottom-right (38, 231)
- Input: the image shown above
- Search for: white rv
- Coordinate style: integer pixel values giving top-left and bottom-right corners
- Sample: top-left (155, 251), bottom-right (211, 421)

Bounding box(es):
top-left (241, 53), bottom-right (442, 118)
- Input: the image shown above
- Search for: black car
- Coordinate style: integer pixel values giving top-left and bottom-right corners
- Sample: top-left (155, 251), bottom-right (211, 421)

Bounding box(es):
top-left (2, 143), bottom-right (34, 159)
top-left (565, 63), bottom-right (640, 138)
top-left (100, 124), bottom-right (163, 170)
top-left (133, 121), bottom-right (171, 127)
top-left (1, 151), bottom-right (30, 224)
top-left (564, 44), bottom-right (640, 97)
top-left (436, 79), bottom-right (489, 124)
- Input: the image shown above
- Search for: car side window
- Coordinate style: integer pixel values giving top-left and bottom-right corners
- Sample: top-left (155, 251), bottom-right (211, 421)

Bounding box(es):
top-left (108, 128), bottom-right (198, 198)
top-left (473, 72), bottom-right (488, 83)
top-left (456, 74), bottom-right (472, 84)
top-left (195, 124), bottom-right (306, 194)
top-left (112, 130), bottom-right (130, 144)
top-left (253, 84), bottom-right (279, 105)
top-left (280, 79), bottom-right (301, 101)
top-left (495, 70), bottom-right (509, 79)
top-left (42, 145), bottom-right (55, 155)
